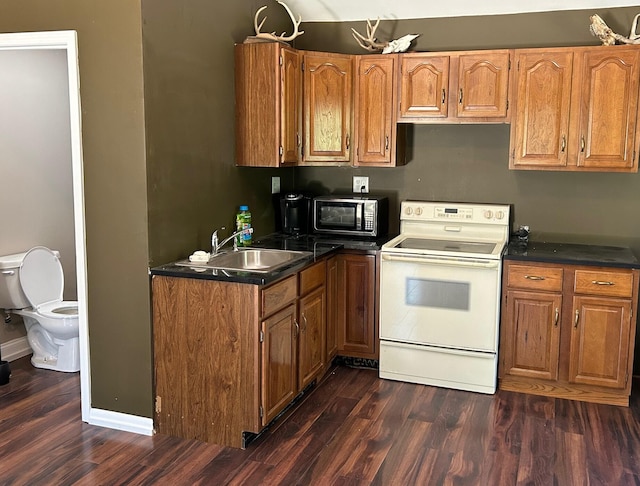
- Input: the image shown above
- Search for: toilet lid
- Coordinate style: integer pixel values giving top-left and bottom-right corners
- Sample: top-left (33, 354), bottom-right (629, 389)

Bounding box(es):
top-left (19, 246), bottom-right (64, 309)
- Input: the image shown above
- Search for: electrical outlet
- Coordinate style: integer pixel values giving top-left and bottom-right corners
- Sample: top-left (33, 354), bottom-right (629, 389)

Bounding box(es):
top-left (271, 176), bottom-right (280, 194)
top-left (353, 176), bottom-right (369, 194)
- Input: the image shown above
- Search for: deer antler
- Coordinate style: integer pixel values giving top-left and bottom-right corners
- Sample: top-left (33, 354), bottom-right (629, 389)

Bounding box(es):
top-left (351, 18), bottom-right (388, 52)
top-left (254, 1), bottom-right (304, 43)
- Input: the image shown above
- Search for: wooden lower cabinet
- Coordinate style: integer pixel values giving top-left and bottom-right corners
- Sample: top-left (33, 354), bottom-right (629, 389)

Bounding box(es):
top-left (499, 260), bottom-right (639, 406)
top-left (337, 252), bottom-right (378, 359)
top-left (152, 259), bottom-right (328, 448)
top-left (325, 255), bottom-right (339, 362)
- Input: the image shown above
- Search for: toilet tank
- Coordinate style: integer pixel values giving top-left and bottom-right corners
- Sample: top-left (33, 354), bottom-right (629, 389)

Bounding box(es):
top-left (0, 252), bottom-right (31, 309)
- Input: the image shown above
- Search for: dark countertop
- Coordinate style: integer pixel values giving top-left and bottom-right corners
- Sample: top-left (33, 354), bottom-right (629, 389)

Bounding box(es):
top-left (150, 232), bottom-right (394, 285)
top-left (504, 240), bottom-right (640, 269)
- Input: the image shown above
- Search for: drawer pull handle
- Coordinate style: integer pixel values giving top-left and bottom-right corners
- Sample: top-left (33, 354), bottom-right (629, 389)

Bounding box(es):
top-left (592, 280), bottom-right (614, 286)
top-left (574, 309), bottom-right (579, 328)
top-left (524, 275), bottom-right (545, 281)
top-left (554, 308), bottom-right (559, 327)
top-left (1, 270), bottom-right (15, 276)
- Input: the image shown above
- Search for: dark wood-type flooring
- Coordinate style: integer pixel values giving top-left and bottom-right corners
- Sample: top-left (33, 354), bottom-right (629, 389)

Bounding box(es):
top-left (1, 356), bottom-right (640, 485)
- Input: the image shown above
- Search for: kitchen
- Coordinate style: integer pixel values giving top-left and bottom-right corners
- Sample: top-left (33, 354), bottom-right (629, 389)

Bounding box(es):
top-left (1, 0), bottom-right (640, 481)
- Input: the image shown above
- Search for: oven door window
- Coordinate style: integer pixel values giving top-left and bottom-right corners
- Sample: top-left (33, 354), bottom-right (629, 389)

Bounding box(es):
top-left (406, 278), bottom-right (469, 311)
top-left (379, 257), bottom-right (500, 352)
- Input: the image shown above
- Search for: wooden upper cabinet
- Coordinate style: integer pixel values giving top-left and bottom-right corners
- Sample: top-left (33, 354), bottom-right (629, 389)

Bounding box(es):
top-left (573, 48), bottom-right (640, 171)
top-left (235, 42), bottom-right (301, 167)
top-left (398, 54), bottom-right (449, 120)
top-left (302, 51), bottom-right (353, 164)
top-left (354, 55), bottom-right (404, 167)
top-left (510, 50), bottom-right (574, 169)
top-left (510, 45), bottom-right (640, 172)
top-left (453, 50), bottom-right (511, 119)
top-left (398, 50), bottom-right (511, 123)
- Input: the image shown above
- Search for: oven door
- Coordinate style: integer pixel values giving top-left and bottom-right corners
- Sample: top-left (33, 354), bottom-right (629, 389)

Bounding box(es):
top-left (379, 252), bottom-right (501, 352)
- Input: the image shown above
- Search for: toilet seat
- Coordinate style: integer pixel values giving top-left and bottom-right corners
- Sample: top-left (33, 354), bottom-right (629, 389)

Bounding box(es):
top-left (38, 300), bottom-right (78, 318)
top-left (19, 246), bottom-right (69, 313)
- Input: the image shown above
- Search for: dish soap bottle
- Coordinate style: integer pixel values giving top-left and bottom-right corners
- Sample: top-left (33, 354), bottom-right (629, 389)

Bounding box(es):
top-left (236, 205), bottom-right (252, 247)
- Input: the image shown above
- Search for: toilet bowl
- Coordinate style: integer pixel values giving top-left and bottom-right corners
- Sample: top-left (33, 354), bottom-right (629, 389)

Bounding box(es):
top-left (0, 247), bottom-right (80, 372)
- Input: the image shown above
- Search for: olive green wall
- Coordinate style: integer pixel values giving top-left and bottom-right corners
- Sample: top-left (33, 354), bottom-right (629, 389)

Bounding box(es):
top-left (0, 1), bottom-right (151, 416)
top-left (142, 0), bottom-right (296, 267)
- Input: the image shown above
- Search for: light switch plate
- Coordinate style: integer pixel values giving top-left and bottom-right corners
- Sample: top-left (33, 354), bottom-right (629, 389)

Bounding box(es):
top-left (353, 176), bottom-right (369, 193)
top-left (271, 176), bottom-right (280, 194)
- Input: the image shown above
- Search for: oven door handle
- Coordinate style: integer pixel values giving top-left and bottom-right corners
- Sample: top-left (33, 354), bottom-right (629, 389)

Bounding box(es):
top-left (381, 253), bottom-right (500, 269)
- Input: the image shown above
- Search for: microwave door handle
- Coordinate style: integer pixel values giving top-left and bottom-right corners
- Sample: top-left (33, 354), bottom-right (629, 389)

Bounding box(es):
top-left (356, 204), bottom-right (362, 230)
top-left (381, 253), bottom-right (500, 269)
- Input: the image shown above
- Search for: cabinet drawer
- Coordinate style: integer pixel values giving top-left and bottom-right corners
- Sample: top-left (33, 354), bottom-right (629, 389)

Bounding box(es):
top-left (507, 264), bottom-right (563, 291)
top-left (262, 275), bottom-right (297, 317)
top-left (574, 270), bottom-right (633, 298)
top-left (300, 260), bottom-right (325, 295)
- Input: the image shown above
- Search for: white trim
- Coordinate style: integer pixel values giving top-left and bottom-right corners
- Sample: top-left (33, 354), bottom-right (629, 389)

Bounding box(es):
top-left (0, 31), bottom-right (91, 424)
top-left (88, 408), bottom-right (154, 436)
top-left (0, 336), bottom-right (31, 362)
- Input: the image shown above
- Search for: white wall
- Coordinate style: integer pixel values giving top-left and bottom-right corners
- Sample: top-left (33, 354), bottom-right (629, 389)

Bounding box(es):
top-left (0, 49), bottom-right (76, 303)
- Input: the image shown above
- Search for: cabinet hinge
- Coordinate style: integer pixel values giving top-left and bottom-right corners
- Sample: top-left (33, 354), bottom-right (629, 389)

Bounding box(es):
top-left (302, 61), bottom-right (305, 72)
top-left (506, 99), bottom-right (509, 111)
top-left (259, 330), bottom-right (264, 343)
top-left (259, 405), bottom-right (264, 418)
top-left (279, 54), bottom-right (283, 66)
top-left (508, 58), bottom-right (511, 70)
top-left (279, 146), bottom-right (283, 156)
top-left (155, 396), bottom-right (161, 414)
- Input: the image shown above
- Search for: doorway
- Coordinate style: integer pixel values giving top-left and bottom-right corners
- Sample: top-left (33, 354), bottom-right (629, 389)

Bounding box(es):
top-left (0, 31), bottom-right (89, 420)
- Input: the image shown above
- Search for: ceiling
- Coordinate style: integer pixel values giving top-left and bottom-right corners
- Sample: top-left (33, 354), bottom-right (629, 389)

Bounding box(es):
top-left (285, 0), bottom-right (639, 22)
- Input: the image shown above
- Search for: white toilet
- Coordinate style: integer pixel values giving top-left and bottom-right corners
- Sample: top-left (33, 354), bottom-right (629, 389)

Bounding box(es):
top-left (0, 247), bottom-right (80, 372)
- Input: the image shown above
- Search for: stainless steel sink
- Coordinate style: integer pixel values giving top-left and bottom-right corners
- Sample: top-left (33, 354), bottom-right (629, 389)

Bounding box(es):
top-left (175, 249), bottom-right (313, 273)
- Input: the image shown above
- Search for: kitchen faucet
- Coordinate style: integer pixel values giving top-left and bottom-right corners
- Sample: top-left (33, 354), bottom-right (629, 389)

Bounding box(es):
top-left (211, 226), bottom-right (254, 255)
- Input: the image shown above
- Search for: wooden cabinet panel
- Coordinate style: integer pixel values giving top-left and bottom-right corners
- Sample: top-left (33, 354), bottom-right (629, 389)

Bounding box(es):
top-left (574, 49), bottom-right (640, 170)
top-left (337, 253), bottom-right (377, 358)
top-left (235, 43), bottom-right (301, 167)
top-left (501, 290), bottom-right (561, 380)
top-left (569, 296), bottom-right (632, 389)
top-left (299, 260), bottom-right (325, 295)
top-left (325, 255), bottom-right (338, 362)
top-left (354, 55), bottom-right (403, 167)
top-left (261, 304), bottom-right (298, 425)
top-left (399, 54), bottom-right (449, 120)
top-left (510, 50), bottom-right (573, 168)
top-left (303, 52), bottom-right (352, 164)
top-left (574, 269), bottom-right (633, 298)
top-left (262, 275), bottom-right (296, 317)
top-left (454, 51), bottom-right (511, 118)
top-left (281, 47), bottom-right (302, 165)
top-left (298, 287), bottom-right (326, 389)
top-left (507, 263), bottom-right (564, 292)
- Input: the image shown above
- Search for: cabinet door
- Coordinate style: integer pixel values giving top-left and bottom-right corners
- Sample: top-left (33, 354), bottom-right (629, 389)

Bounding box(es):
top-left (569, 296), bottom-right (632, 389)
top-left (325, 255), bottom-right (339, 362)
top-left (510, 50), bottom-right (573, 169)
top-left (501, 290), bottom-right (562, 381)
top-left (298, 286), bottom-right (326, 389)
top-left (398, 54), bottom-right (449, 120)
top-left (280, 47), bottom-right (302, 165)
top-left (354, 55), bottom-right (397, 167)
top-left (453, 50), bottom-right (511, 119)
top-left (303, 52), bottom-right (352, 163)
top-left (337, 253), bottom-right (377, 358)
top-left (261, 304), bottom-right (298, 425)
top-left (573, 48), bottom-right (640, 171)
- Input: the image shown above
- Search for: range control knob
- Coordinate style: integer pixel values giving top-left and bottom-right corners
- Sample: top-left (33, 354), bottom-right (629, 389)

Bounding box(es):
top-left (415, 207), bottom-right (423, 216)
top-left (405, 206), bottom-right (414, 216)
top-left (495, 210), bottom-right (505, 220)
top-left (484, 210), bottom-right (494, 219)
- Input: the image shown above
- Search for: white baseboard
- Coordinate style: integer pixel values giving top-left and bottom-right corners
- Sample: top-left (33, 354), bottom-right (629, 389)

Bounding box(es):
top-left (0, 336), bottom-right (31, 362)
top-left (88, 408), bottom-right (154, 436)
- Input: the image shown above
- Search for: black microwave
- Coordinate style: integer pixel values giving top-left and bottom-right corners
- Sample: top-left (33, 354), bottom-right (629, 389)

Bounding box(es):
top-left (312, 196), bottom-right (388, 237)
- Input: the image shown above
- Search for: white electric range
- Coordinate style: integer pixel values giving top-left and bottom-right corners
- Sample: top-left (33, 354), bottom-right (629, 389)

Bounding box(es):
top-left (379, 201), bottom-right (510, 394)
